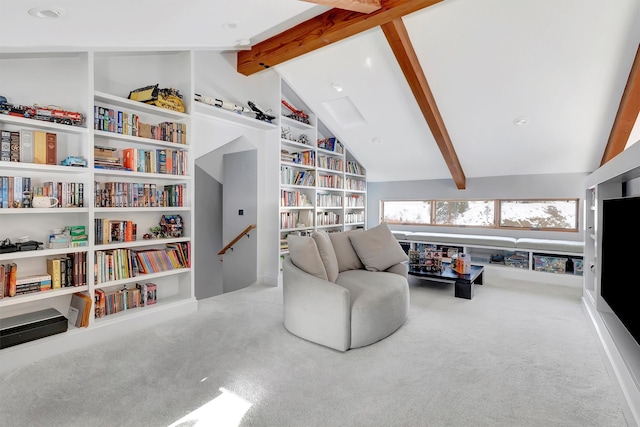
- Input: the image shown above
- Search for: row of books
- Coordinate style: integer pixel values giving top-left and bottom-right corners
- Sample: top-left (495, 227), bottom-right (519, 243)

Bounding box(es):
top-left (94, 105), bottom-right (187, 144)
top-left (345, 178), bottom-right (366, 192)
top-left (46, 253), bottom-right (88, 288)
top-left (345, 212), bottom-right (365, 224)
top-left (1, 129), bottom-right (57, 165)
top-left (94, 242), bottom-right (189, 284)
top-left (0, 176), bottom-right (84, 208)
top-left (316, 211), bottom-right (340, 226)
top-left (280, 210), bottom-right (313, 229)
top-left (120, 147), bottom-right (188, 175)
top-left (95, 219), bottom-right (137, 245)
top-left (345, 194), bottom-right (364, 207)
top-left (94, 282), bottom-right (157, 318)
top-left (317, 193), bottom-right (342, 207)
top-left (281, 167), bottom-right (315, 186)
top-left (94, 181), bottom-right (185, 208)
top-left (281, 149), bottom-right (315, 166)
top-left (317, 155), bottom-right (343, 171)
top-left (317, 174), bottom-right (342, 189)
top-left (346, 161), bottom-right (364, 175)
top-left (0, 252), bottom-right (87, 298)
top-left (281, 189), bottom-right (312, 207)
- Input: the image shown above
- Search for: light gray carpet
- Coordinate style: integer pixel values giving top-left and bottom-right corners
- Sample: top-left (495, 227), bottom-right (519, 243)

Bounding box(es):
top-left (0, 276), bottom-right (629, 427)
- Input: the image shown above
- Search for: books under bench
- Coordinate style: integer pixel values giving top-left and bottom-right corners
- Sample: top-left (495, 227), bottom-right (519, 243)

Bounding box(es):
top-left (94, 242), bottom-right (190, 284)
top-left (94, 181), bottom-right (185, 208)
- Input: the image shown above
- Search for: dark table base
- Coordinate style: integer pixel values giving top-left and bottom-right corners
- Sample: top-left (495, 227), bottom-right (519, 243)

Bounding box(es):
top-left (408, 263), bottom-right (484, 300)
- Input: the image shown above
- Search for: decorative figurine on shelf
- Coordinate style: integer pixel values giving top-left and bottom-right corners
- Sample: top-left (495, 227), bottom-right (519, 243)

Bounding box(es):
top-left (161, 215), bottom-right (183, 238)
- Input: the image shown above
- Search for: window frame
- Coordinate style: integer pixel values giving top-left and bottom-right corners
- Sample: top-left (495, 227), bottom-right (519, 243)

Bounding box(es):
top-left (380, 198), bottom-right (580, 232)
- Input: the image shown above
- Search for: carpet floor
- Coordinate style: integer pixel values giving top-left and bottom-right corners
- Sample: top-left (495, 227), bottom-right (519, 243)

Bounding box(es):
top-left (0, 276), bottom-right (629, 427)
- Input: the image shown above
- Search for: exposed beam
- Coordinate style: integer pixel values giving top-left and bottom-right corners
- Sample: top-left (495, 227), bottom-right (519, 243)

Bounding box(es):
top-left (301, 0), bottom-right (382, 13)
top-left (237, 0), bottom-right (443, 76)
top-left (601, 44), bottom-right (640, 165)
top-left (381, 18), bottom-right (466, 189)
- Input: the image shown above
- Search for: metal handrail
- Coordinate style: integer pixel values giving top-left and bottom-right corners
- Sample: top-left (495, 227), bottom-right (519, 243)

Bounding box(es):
top-left (218, 224), bottom-right (257, 255)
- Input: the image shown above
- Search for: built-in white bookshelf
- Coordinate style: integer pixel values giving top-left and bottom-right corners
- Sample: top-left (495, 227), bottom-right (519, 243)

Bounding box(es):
top-left (279, 81), bottom-right (366, 253)
top-left (0, 51), bottom-right (197, 371)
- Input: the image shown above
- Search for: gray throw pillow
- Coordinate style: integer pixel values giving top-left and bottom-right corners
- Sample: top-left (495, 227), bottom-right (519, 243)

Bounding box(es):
top-left (312, 231), bottom-right (339, 283)
top-left (287, 235), bottom-right (328, 281)
top-left (328, 229), bottom-right (365, 272)
top-left (349, 222), bottom-right (409, 272)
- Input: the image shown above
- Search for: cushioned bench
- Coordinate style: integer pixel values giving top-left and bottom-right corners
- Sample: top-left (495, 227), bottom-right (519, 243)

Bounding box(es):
top-left (391, 230), bottom-right (583, 254)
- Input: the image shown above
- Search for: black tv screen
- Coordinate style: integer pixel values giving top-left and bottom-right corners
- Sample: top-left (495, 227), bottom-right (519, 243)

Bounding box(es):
top-left (601, 196), bottom-right (640, 346)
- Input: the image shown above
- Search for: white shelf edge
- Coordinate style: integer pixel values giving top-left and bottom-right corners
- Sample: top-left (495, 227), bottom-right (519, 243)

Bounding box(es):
top-left (93, 168), bottom-right (191, 180)
top-left (0, 246), bottom-right (88, 262)
top-left (0, 285), bottom-right (90, 308)
top-left (94, 267), bottom-right (191, 289)
top-left (94, 206), bottom-right (190, 213)
top-left (0, 115), bottom-right (88, 134)
top-left (0, 207), bottom-right (89, 215)
top-left (0, 161), bottom-right (88, 174)
top-left (281, 139), bottom-right (315, 150)
top-left (95, 237), bottom-right (190, 250)
top-left (280, 206), bottom-right (314, 210)
top-left (193, 102), bottom-right (277, 130)
top-left (281, 161), bottom-right (315, 169)
top-left (280, 115), bottom-right (314, 130)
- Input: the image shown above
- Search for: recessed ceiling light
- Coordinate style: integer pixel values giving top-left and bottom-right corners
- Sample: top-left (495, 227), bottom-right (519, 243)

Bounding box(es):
top-left (513, 117), bottom-right (529, 126)
top-left (331, 82), bottom-right (343, 92)
top-left (28, 7), bottom-right (65, 19)
top-left (223, 22), bottom-right (238, 29)
top-left (372, 137), bottom-right (382, 145)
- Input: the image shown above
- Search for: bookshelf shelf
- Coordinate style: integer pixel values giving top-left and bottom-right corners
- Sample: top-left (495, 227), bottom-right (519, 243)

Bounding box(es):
top-left (94, 267), bottom-right (191, 290)
top-left (93, 206), bottom-right (190, 213)
top-left (0, 247), bottom-right (89, 262)
top-left (95, 237), bottom-right (190, 250)
top-left (0, 114), bottom-right (89, 135)
top-left (0, 285), bottom-right (90, 308)
top-left (0, 162), bottom-right (88, 174)
top-left (0, 207), bottom-right (89, 215)
top-left (94, 130), bottom-right (191, 150)
top-left (93, 169), bottom-right (191, 180)
top-left (193, 102), bottom-right (277, 131)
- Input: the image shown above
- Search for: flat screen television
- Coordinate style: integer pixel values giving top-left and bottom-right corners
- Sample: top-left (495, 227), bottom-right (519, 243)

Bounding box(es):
top-left (601, 196), bottom-right (640, 346)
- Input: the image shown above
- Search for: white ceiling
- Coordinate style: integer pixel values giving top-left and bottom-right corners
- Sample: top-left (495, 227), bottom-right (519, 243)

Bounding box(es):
top-left (3, 0), bottom-right (640, 183)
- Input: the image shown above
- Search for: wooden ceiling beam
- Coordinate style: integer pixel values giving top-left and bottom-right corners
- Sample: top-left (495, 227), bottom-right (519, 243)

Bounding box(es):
top-left (237, 0), bottom-right (443, 76)
top-left (601, 44), bottom-right (640, 165)
top-left (301, 0), bottom-right (382, 14)
top-left (381, 18), bottom-right (466, 189)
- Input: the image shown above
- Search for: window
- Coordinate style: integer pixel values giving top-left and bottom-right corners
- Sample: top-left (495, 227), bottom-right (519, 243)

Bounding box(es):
top-left (381, 198), bottom-right (579, 231)
top-left (382, 200), bottom-right (431, 225)
top-left (434, 200), bottom-right (494, 227)
top-left (499, 199), bottom-right (578, 230)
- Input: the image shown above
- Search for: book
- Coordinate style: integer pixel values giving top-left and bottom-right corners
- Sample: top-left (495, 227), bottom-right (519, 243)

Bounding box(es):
top-left (69, 292), bottom-right (92, 327)
top-left (0, 264), bottom-right (5, 298)
top-left (1, 130), bottom-right (10, 161)
top-left (19, 129), bottom-right (34, 163)
top-left (8, 262), bottom-right (17, 297)
top-left (47, 257), bottom-right (62, 289)
top-left (34, 131), bottom-right (47, 164)
top-left (46, 132), bottom-right (57, 165)
top-left (9, 131), bottom-right (20, 162)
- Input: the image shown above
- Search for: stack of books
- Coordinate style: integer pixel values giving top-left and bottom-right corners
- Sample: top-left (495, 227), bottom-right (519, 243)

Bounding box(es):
top-left (94, 145), bottom-right (125, 170)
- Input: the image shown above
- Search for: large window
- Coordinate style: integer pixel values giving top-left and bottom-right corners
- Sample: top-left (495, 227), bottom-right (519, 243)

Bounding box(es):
top-left (498, 199), bottom-right (578, 231)
top-left (381, 198), bottom-right (579, 231)
top-left (382, 200), bottom-right (431, 225)
top-left (434, 200), bottom-right (494, 227)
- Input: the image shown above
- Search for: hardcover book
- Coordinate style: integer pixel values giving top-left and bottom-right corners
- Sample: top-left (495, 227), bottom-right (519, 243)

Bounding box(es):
top-left (19, 129), bottom-right (34, 163)
top-left (33, 131), bottom-right (47, 164)
top-left (46, 133), bottom-right (57, 165)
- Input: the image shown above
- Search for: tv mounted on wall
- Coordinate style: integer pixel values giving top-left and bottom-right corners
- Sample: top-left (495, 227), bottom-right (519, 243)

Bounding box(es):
top-left (601, 196), bottom-right (640, 346)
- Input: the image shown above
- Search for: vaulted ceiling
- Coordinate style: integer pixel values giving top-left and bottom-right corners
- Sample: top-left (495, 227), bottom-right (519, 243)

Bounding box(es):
top-left (3, 0), bottom-right (640, 185)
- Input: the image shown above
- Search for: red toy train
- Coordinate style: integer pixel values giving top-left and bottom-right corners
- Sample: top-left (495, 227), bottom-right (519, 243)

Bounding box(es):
top-left (0, 98), bottom-right (84, 127)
